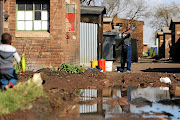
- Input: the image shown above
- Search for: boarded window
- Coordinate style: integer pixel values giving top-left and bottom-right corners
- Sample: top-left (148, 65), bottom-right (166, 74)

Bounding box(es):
top-left (17, 2), bottom-right (49, 31)
top-left (66, 4), bottom-right (75, 32)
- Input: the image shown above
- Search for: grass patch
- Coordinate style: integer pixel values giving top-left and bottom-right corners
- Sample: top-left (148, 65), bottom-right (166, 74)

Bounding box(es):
top-left (0, 80), bottom-right (45, 115)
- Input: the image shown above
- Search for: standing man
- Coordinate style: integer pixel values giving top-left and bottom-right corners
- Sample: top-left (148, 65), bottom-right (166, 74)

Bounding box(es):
top-left (119, 23), bottom-right (132, 73)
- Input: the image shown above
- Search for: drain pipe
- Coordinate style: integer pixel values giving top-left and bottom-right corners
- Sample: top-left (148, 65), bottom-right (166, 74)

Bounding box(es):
top-left (0, 0), bottom-right (3, 37)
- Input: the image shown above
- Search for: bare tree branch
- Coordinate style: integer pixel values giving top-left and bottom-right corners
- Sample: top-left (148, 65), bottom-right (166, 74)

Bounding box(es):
top-left (80, 0), bottom-right (99, 6)
top-left (148, 2), bottom-right (180, 30)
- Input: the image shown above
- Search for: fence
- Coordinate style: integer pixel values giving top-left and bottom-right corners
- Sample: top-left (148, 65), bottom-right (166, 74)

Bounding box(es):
top-left (80, 22), bottom-right (98, 65)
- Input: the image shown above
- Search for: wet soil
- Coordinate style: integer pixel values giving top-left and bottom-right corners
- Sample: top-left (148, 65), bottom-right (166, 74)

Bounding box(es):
top-left (1, 59), bottom-right (180, 120)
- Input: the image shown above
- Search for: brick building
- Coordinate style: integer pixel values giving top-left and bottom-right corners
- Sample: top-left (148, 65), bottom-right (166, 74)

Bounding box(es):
top-left (103, 17), bottom-right (113, 32)
top-left (103, 15), bottom-right (144, 57)
top-left (162, 27), bottom-right (172, 58)
top-left (143, 43), bottom-right (148, 52)
top-left (169, 18), bottom-right (180, 62)
top-left (157, 31), bottom-right (164, 58)
top-left (0, 0), bottom-right (80, 70)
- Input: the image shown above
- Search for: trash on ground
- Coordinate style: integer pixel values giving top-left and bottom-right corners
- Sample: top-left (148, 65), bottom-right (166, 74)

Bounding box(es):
top-left (88, 67), bottom-right (104, 72)
top-left (160, 77), bottom-right (171, 84)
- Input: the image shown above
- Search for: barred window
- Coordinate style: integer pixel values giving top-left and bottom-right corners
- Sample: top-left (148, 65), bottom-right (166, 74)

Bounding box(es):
top-left (17, 2), bottom-right (49, 31)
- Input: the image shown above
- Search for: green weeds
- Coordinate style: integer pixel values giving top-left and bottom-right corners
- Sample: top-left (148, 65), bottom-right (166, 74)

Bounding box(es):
top-left (58, 63), bottom-right (84, 74)
top-left (75, 89), bottom-right (84, 97)
top-left (13, 63), bottom-right (21, 73)
top-left (149, 48), bottom-right (157, 57)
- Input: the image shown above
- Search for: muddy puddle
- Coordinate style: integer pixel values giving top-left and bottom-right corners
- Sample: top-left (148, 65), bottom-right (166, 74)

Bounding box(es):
top-left (77, 85), bottom-right (180, 119)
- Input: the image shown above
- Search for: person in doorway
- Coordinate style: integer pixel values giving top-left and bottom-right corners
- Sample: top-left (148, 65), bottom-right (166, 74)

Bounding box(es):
top-left (0, 33), bottom-right (21, 89)
top-left (119, 23), bottom-right (132, 73)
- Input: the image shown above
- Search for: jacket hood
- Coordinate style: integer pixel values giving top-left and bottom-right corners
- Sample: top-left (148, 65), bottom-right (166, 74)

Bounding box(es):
top-left (0, 44), bottom-right (16, 59)
top-left (0, 51), bottom-right (14, 59)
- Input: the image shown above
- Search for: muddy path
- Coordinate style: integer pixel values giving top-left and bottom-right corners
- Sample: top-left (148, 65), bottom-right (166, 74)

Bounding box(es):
top-left (1, 68), bottom-right (180, 120)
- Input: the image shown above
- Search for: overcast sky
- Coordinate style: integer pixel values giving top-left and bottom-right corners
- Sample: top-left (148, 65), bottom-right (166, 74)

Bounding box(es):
top-left (146, 0), bottom-right (178, 4)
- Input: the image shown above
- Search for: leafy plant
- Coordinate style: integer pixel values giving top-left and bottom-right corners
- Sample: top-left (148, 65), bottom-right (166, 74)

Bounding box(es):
top-left (58, 63), bottom-right (84, 74)
top-left (13, 62), bottom-right (21, 73)
top-left (143, 52), bottom-right (148, 57)
top-left (52, 67), bottom-right (56, 71)
top-left (149, 48), bottom-right (157, 57)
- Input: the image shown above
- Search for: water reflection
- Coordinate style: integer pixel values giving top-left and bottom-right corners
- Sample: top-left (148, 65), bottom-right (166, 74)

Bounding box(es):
top-left (129, 86), bottom-right (170, 102)
top-left (78, 85), bottom-right (180, 119)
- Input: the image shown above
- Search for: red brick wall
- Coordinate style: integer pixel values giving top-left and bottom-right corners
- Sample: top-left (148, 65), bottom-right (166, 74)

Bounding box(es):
top-left (175, 24), bottom-right (180, 43)
top-left (103, 22), bottom-right (112, 32)
top-left (164, 34), bottom-right (171, 58)
top-left (2, 0), bottom-right (80, 70)
top-left (143, 45), bottom-right (148, 52)
top-left (112, 16), bottom-right (144, 57)
top-left (172, 23), bottom-right (180, 61)
top-left (158, 35), bottom-right (164, 57)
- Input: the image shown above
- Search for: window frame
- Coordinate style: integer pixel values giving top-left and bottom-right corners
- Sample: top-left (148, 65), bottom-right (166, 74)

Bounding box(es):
top-left (119, 23), bottom-right (123, 30)
top-left (16, 3), bottom-right (50, 32)
top-left (66, 3), bottom-right (76, 32)
top-left (132, 23), bottom-right (136, 30)
top-left (116, 23), bottom-right (123, 30)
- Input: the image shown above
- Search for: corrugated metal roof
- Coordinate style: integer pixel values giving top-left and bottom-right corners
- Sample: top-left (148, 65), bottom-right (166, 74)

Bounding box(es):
top-left (162, 27), bottom-right (171, 33)
top-left (103, 17), bottom-right (113, 22)
top-left (81, 6), bottom-right (106, 15)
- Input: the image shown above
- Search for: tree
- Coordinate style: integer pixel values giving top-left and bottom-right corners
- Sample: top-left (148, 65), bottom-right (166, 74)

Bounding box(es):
top-left (102, 0), bottom-right (132, 17)
top-left (125, 0), bottom-right (149, 20)
top-left (80, 0), bottom-right (97, 6)
top-left (148, 2), bottom-right (180, 30)
top-left (101, 0), bottom-right (148, 21)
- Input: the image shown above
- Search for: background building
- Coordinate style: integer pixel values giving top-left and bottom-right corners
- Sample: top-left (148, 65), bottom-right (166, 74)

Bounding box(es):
top-left (162, 27), bottom-right (172, 59)
top-left (170, 18), bottom-right (180, 62)
top-left (103, 14), bottom-right (144, 57)
top-left (1, 0), bottom-right (80, 69)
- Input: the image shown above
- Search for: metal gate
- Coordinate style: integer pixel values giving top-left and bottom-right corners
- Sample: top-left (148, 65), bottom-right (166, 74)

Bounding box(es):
top-left (80, 22), bottom-right (98, 65)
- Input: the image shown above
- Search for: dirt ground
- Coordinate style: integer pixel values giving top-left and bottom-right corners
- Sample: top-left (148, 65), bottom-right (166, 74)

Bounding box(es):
top-left (1, 58), bottom-right (180, 120)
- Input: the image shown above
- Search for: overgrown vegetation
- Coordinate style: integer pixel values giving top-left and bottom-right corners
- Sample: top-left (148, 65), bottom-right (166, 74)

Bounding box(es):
top-left (0, 80), bottom-right (44, 115)
top-left (143, 52), bottom-right (148, 57)
top-left (58, 63), bottom-right (85, 74)
top-left (149, 48), bottom-right (157, 57)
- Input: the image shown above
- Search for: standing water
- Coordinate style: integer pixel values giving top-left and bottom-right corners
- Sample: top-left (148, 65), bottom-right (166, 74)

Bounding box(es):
top-left (78, 85), bottom-right (180, 119)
